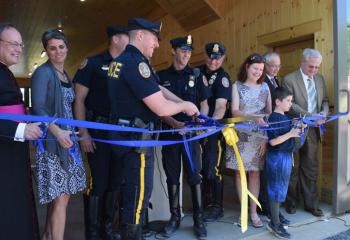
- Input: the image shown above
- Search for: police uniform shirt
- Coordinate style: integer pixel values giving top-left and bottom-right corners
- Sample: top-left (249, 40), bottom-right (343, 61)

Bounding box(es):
top-left (73, 51), bottom-right (113, 117)
top-left (0, 62), bottom-right (23, 105)
top-left (199, 64), bottom-right (231, 117)
top-left (107, 44), bottom-right (160, 122)
top-left (158, 65), bottom-right (211, 122)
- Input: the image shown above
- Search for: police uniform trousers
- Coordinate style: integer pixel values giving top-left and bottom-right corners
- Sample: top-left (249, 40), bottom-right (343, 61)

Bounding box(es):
top-left (110, 132), bottom-right (154, 225)
top-left (87, 128), bottom-right (123, 196)
top-left (286, 127), bottom-right (320, 209)
top-left (162, 133), bottom-right (202, 186)
top-left (202, 132), bottom-right (224, 183)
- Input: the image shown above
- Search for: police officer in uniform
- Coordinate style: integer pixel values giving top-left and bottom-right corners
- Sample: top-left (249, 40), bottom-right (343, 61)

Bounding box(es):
top-left (73, 26), bottom-right (129, 240)
top-left (107, 19), bottom-right (199, 240)
top-left (198, 42), bottom-right (232, 222)
top-left (157, 36), bottom-right (211, 239)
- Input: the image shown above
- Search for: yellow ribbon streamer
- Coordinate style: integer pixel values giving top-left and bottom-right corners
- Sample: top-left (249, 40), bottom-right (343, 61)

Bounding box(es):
top-left (222, 124), bottom-right (261, 233)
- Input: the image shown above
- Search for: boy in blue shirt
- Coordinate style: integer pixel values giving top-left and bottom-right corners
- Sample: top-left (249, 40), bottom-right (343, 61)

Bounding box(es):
top-left (266, 87), bottom-right (303, 239)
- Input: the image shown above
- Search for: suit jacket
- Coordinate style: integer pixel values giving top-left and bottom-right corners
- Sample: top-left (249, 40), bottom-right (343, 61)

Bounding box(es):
top-left (282, 69), bottom-right (329, 117)
top-left (264, 75), bottom-right (280, 94)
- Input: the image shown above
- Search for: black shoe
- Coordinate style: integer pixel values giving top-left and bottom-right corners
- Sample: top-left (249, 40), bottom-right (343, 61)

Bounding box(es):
top-left (84, 194), bottom-right (103, 240)
top-left (163, 214), bottom-right (181, 236)
top-left (191, 184), bottom-right (207, 239)
top-left (104, 191), bottom-right (121, 240)
top-left (304, 207), bottom-right (324, 217)
top-left (285, 204), bottom-right (296, 214)
top-left (163, 184), bottom-right (181, 236)
top-left (203, 206), bottom-right (224, 222)
top-left (121, 224), bottom-right (142, 240)
top-left (279, 213), bottom-right (290, 226)
top-left (193, 219), bottom-right (207, 239)
top-left (267, 221), bottom-right (291, 239)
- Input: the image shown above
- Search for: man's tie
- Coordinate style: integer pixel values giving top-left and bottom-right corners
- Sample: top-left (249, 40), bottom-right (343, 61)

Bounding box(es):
top-left (307, 78), bottom-right (317, 113)
top-left (270, 77), bottom-right (278, 89)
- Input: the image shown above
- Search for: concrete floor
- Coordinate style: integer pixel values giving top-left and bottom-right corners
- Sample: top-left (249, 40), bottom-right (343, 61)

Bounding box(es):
top-left (34, 175), bottom-right (350, 240)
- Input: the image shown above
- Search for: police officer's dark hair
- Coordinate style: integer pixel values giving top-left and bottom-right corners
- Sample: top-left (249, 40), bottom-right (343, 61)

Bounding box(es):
top-left (41, 29), bottom-right (68, 50)
top-left (237, 53), bottom-right (266, 84)
top-left (272, 87), bottom-right (292, 104)
top-left (0, 22), bottom-right (16, 37)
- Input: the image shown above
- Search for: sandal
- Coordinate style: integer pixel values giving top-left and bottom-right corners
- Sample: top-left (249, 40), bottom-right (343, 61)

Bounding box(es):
top-left (250, 213), bottom-right (264, 228)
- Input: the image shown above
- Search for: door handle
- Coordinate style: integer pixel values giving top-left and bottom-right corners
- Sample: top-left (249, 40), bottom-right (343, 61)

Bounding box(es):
top-left (339, 89), bottom-right (350, 114)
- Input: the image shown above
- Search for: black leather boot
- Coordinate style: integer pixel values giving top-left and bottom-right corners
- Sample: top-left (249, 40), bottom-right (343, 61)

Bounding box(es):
top-left (84, 194), bottom-right (102, 240)
top-left (163, 184), bottom-right (181, 236)
top-left (191, 184), bottom-right (207, 239)
top-left (104, 191), bottom-right (121, 240)
top-left (204, 180), bottom-right (224, 222)
top-left (121, 224), bottom-right (142, 240)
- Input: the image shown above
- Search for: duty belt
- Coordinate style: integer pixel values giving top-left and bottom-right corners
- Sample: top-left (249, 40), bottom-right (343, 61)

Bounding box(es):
top-left (86, 110), bottom-right (109, 123)
top-left (109, 115), bottom-right (155, 131)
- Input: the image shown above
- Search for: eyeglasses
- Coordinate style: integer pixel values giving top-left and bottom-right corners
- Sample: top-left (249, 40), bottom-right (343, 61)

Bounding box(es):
top-left (0, 39), bottom-right (24, 49)
top-left (307, 65), bottom-right (320, 70)
top-left (266, 63), bottom-right (282, 69)
top-left (249, 55), bottom-right (266, 63)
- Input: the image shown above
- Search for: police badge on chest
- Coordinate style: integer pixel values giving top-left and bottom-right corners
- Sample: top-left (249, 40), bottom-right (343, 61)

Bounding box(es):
top-left (188, 75), bottom-right (195, 87)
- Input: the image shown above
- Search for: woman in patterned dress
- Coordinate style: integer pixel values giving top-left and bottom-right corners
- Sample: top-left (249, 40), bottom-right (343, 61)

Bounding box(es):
top-left (31, 29), bottom-right (86, 240)
top-left (226, 53), bottom-right (272, 227)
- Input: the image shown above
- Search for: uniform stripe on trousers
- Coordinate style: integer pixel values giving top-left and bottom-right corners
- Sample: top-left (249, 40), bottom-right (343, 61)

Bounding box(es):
top-left (215, 140), bottom-right (222, 181)
top-left (135, 153), bottom-right (145, 224)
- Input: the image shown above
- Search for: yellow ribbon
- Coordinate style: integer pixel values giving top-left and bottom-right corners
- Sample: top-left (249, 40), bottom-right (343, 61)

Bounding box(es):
top-left (222, 124), bottom-right (261, 233)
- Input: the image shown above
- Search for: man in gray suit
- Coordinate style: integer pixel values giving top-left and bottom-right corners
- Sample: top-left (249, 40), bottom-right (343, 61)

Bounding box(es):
top-left (282, 48), bottom-right (329, 217)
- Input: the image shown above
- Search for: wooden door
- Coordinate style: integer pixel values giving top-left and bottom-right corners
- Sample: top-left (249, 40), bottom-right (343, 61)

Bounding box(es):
top-left (273, 38), bottom-right (314, 79)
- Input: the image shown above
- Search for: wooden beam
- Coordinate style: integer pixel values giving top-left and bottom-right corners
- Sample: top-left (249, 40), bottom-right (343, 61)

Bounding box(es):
top-left (257, 19), bottom-right (322, 47)
top-left (155, 0), bottom-right (221, 31)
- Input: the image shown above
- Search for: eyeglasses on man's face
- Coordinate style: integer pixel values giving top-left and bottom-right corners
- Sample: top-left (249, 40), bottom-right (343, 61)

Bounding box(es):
top-left (307, 65), bottom-right (320, 70)
top-left (0, 39), bottom-right (24, 49)
top-left (266, 63), bottom-right (282, 69)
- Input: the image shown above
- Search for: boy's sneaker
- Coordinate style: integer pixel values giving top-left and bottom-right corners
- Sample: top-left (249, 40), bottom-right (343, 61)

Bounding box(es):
top-left (267, 221), bottom-right (291, 239)
top-left (279, 213), bottom-right (290, 226)
top-left (266, 212), bottom-right (290, 226)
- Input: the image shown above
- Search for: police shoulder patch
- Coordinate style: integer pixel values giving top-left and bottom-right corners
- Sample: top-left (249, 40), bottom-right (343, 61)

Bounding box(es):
top-left (221, 77), bottom-right (230, 88)
top-left (203, 75), bottom-right (208, 87)
top-left (138, 62), bottom-right (151, 78)
top-left (79, 58), bottom-right (88, 69)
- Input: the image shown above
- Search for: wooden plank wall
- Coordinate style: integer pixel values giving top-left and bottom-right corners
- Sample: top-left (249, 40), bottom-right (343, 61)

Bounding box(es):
top-left (151, 0), bottom-right (334, 202)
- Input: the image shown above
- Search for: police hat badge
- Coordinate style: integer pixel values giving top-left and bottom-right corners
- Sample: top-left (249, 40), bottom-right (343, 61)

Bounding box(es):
top-left (213, 44), bottom-right (219, 53)
top-left (138, 62), bottom-right (151, 78)
top-left (187, 35), bottom-right (192, 45)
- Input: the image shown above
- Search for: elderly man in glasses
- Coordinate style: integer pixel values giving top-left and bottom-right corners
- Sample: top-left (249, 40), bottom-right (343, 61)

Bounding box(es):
top-left (0, 22), bottom-right (42, 240)
top-left (263, 52), bottom-right (281, 94)
top-left (282, 48), bottom-right (329, 217)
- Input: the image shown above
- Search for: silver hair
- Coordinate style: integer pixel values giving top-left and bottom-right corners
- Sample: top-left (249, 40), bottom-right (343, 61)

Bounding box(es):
top-left (262, 51), bottom-right (280, 63)
top-left (302, 48), bottom-right (322, 62)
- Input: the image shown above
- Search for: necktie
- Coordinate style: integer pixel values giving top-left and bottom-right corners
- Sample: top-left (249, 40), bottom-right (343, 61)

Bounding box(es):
top-left (307, 78), bottom-right (317, 113)
top-left (270, 77), bottom-right (278, 88)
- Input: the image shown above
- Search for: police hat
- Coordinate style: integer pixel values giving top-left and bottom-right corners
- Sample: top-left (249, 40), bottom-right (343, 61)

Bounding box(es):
top-left (170, 35), bottom-right (193, 51)
top-left (205, 42), bottom-right (226, 59)
top-left (127, 18), bottom-right (161, 39)
top-left (106, 26), bottom-right (129, 38)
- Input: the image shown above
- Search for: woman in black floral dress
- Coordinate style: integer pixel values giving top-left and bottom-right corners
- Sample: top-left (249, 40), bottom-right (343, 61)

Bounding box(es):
top-left (31, 29), bottom-right (86, 240)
